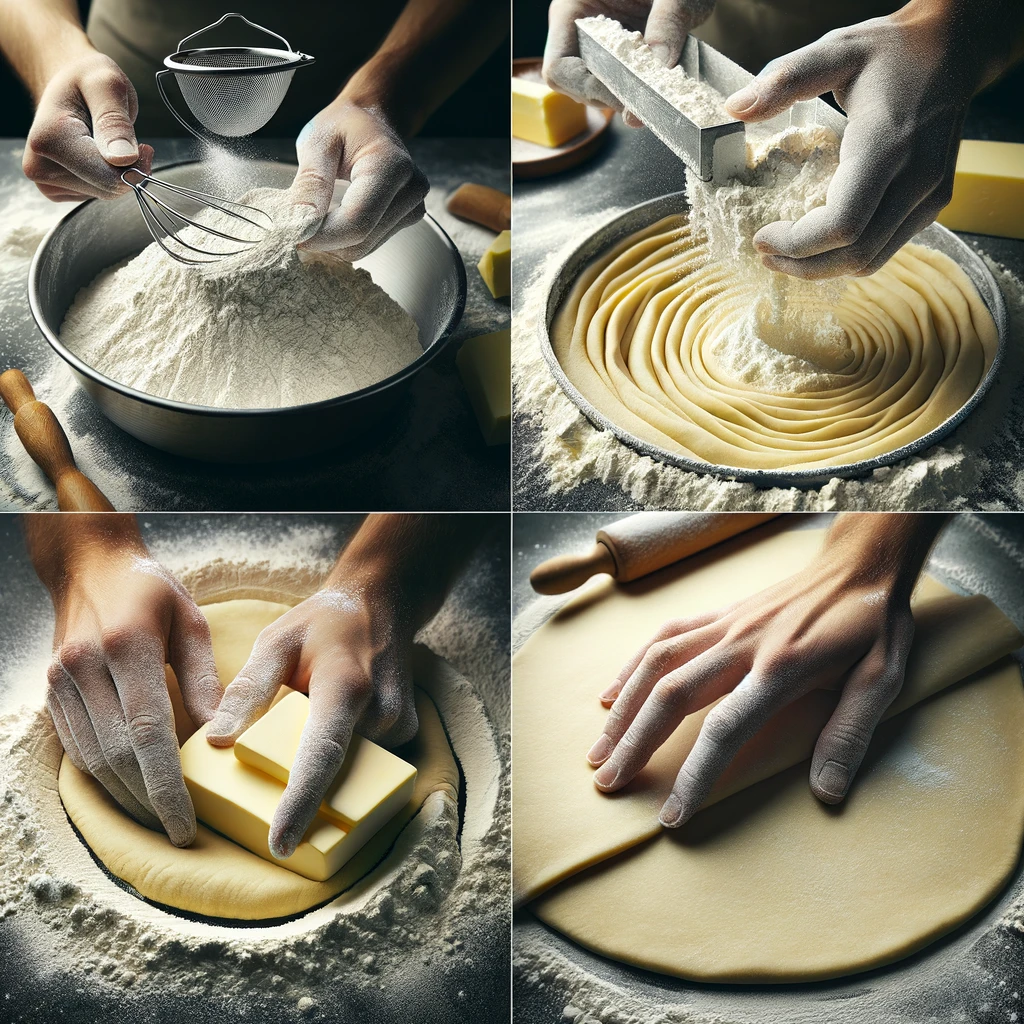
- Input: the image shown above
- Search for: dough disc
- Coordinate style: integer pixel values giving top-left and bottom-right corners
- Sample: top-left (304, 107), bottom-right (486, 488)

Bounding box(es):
top-left (533, 661), bottom-right (1024, 982)
top-left (59, 599), bottom-right (460, 920)
top-left (513, 528), bottom-right (1024, 980)
top-left (550, 216), bottom-right (997, 471)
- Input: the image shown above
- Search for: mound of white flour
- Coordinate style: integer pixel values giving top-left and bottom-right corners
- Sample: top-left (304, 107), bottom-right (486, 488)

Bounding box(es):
top-left (59, 187), bottom-right (423, 410)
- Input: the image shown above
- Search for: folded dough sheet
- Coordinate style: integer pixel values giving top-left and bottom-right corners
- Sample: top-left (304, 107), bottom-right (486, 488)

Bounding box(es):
top-left (512, 527), bottom-right (1023, 906)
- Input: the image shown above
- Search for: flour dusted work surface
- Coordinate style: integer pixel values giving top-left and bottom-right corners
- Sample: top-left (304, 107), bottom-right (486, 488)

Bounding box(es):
top-left (58, 599), bottom-right (459, 920)
top-left (513, 527), bottom-right (1024, 981)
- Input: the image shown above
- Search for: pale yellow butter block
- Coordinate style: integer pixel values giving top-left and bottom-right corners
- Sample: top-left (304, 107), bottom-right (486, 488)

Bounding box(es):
top-left (478, 229), bottom-right (511, 299)
top-left (513, 77), bottom-right (588, 147)
top-left (456, 329), bottom-right (511, 446)
top-left (937, 139), bottom-right (1024, 239)
top-left (180, 723), bottom-right (349, 882)
top-left (235, 690), bottom-right (417, 835)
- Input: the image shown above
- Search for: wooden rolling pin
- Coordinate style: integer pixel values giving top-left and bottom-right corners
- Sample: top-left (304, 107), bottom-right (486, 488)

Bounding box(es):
top-left (530, 512), bottom-right (780, 594)
top-left (0, 368), bottom-right (114, 511)
top-left (446, 183), bottom-right (511, 233)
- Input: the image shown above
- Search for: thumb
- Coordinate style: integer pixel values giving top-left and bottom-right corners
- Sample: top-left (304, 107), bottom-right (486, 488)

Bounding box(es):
top-left (724, 37), bottom-right (844, 122)
top-left (79, 69), bottom-right (139, 165)
top-left (290, 118), bottom-right (342, 232)
top-left (646, 0), bottom-right (715, 67)
top-left (809, 656), bottom-right (904, 805)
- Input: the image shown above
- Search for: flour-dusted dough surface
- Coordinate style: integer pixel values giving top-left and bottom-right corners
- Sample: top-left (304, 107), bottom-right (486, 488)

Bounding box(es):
top-left (59, 599), bottom-right (459, 920)
top-left (551, 217), bottom-right (998, 470)
top-left (533, 660), bottom-right (1024, 981)
top-left (513, 527), bottom-right (1023, 907)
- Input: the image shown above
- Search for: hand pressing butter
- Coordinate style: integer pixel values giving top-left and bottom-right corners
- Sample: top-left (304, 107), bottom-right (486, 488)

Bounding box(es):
top-left (180, 690), bottom-right (417, 881)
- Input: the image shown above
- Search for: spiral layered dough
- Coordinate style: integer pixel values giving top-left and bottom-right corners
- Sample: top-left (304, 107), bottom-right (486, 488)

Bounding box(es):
top-left (550, 215), bottom-right (998, 471)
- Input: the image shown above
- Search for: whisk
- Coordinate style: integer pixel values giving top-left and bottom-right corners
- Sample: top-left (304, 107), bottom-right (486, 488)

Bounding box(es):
top-left (120, 168), bottom-right (273, 265)
top-left (123, 13), bottom-right (315, 264)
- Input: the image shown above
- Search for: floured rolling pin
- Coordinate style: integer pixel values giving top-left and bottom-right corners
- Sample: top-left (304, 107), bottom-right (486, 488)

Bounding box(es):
top-left (531, 512), bottom-right (779, 594)
top-left (446, 183), bottom-right (511, 232)
top-left (0, 368), bottom-right (114, 511)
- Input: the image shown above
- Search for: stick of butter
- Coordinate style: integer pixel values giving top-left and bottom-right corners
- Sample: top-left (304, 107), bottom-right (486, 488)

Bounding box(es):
top-left (937, 139), bottom-right (1024, 239)
top-left (457, 329), bottom-right (511, 445)
top-left (235, 690), bottom-right (417, 832)
top-left (478, 229), bottom-right (511, 299)
top-left (180, 723), bottom-right (350, 881)
top-left (513, 77), bottom-right (588, 147)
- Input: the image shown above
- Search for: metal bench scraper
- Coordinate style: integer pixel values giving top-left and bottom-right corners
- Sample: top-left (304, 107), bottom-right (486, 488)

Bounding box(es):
top-left (575, 20), bottom-right (846, 183)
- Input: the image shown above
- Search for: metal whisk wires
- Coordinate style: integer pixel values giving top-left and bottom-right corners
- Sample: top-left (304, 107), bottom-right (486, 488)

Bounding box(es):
top-left (121, 168), bottom-right (273, 265)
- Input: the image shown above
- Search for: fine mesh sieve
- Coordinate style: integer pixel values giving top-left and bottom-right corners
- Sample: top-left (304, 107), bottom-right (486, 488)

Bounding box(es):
top-left (156, 13), bottom-right (314, 142)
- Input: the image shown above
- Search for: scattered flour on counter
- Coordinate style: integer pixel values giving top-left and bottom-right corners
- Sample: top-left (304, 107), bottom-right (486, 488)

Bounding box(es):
top-left (0, 529), bottom-right (509, 1019)
top-left (59, 186), bottom-right (423, 410)
top-left (514, 220), bottom-right (1024, 510)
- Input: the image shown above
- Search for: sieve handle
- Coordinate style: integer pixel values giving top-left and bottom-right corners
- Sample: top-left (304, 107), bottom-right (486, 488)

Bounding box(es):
top-left (155, 68), bottom-right (218, 145)
top-left (177, 12), bottom-right (293, 53)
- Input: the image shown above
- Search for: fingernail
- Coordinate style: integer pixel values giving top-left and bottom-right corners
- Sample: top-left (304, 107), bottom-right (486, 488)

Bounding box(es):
top-left (648, 42), bottom-right (671, 66)
top-left (271, 832), bottom-right (298, 860)
top-left (167, 815), bottom-right (195, 847)
top-left (593, 762), bottom-right (620, 790)
top-left (659, 793), bottom-right (683, 827)
top-left (587, 734), bottom-right (614, 765)
top-left (105, 138), bottom-right (137, 159)
top-left (599, 683), bottom-right (619, 702)
top-left (726, 85), bottom-right (759, 115)
top-left (816, 760), bottom-right (850, 802)
top-left (205, 714), bottom-right (236, 744)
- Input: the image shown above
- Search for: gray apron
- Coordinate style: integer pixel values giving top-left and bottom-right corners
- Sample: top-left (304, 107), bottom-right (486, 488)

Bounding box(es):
top-left (87, 0), bottom-right (407, 136)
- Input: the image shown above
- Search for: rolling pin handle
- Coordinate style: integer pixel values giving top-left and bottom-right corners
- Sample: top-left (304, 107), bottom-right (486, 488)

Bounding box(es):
top-left (530, 542), bottom-right (617, 595)
top-left (446, 183), bottom-right (512, 233)
top-left (0, 368), bottom-right (36, 413)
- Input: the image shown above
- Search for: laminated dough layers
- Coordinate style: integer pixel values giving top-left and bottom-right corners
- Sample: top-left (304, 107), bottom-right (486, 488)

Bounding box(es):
top-left (513, 527), bottom-right (1024, 981)
top-left (58, 599), bottom-right (459, 920)
top-left (550, 216), bottom-right (998, 471)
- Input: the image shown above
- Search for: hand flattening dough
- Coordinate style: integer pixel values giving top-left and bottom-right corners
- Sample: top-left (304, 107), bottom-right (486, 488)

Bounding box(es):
top-left (58, 599), bottom-right (460, 920)
top-left (513, 527), bottom-right (1024, 981)
top-left (550, 217), bottom-right (998, 470)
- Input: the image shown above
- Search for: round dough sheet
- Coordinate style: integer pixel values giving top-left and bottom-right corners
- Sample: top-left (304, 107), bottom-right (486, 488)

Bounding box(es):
top-left (533, 660), bottom-right (1024, 982)
top-left (550, 216), bottom-right (998, 471)
top-left (58, 599), bottom-right (460, 920)
top-left (513, 527), bottom-right (1024, 981)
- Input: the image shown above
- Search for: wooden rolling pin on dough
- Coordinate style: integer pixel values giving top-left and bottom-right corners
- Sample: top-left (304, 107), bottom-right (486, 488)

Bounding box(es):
top-left (530, 513), bottom-right (779, 594)
top-left (0, 368), bottom-right (114, 511)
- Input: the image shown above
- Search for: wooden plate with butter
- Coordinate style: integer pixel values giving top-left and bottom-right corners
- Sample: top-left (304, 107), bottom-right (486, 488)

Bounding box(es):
top-left (513, 58), bottom-right (614, 180)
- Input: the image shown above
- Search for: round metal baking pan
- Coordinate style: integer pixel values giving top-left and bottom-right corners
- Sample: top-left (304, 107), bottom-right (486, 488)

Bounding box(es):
top-left (540, 191), bottom-right (1008, 488)
top-left (29, 159), bottom-right (466, 463)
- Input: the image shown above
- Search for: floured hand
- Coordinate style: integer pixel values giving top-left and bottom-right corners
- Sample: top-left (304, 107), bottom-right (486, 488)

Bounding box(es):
top-left (543, 0), bottom-right (715, 125)
top-left (723, 0), bottom-right (1024, 278)
top-left (288, 102), bottom-right (428, 261)
top-left (588, 513), bottom-right (947, 826)
top-left (30, 515), bottom-right (220, 847)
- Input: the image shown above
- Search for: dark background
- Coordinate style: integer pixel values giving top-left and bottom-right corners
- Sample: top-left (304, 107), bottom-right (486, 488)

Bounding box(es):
top-left (0, 1), bottom-right (510, 138)
top-left (512, 0), bottom-right (1024, 132)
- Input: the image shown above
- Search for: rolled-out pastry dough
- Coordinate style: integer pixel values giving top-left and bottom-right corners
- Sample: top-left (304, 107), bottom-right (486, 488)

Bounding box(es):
top-left (513, 527), bottom-right (1023, 907)
top-left (58, 599), bottom-right (460, 920)
top-left (514, 525), bottom-right (1024, 980)
top-left (533, 659), bottom-right (1024, 981)
top-left (550, 216), bottom-right (998, 471)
